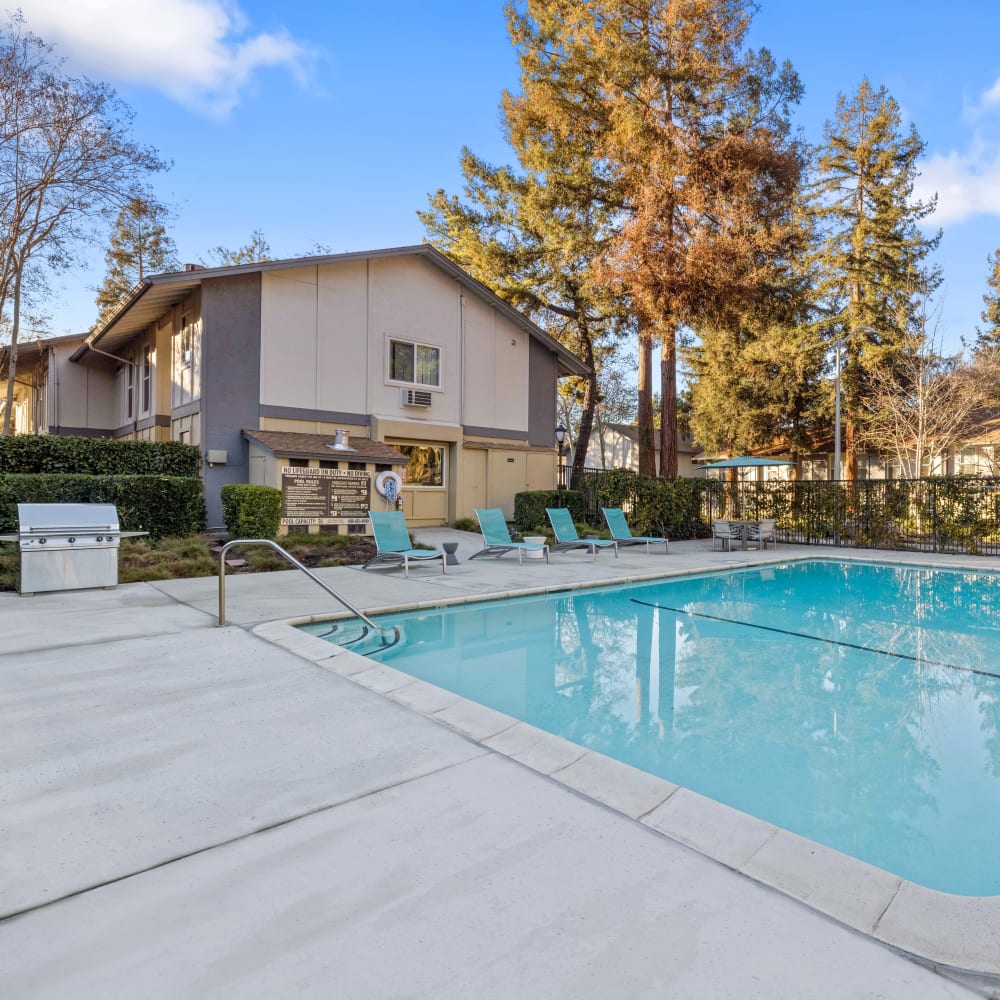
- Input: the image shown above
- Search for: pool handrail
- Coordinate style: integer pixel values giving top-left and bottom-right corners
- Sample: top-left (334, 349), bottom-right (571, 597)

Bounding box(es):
top-left (217, 538), bottom-right (381, 631)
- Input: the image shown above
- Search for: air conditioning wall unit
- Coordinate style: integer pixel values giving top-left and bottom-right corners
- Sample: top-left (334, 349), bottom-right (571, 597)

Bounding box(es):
top-left (400, 388), bottom-right (433, 408)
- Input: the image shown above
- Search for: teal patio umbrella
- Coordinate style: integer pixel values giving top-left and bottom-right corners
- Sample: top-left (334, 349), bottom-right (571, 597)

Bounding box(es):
top-left (699, 456), bottom-right (795, 470)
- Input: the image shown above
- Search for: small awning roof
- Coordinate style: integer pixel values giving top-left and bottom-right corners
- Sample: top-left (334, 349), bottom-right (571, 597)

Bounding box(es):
top-left (700, 456), bottom-right (796, 470)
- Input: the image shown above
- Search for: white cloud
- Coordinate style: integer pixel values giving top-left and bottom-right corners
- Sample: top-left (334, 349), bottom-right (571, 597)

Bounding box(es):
top-left (13, 0), bottom-right (315, 117)
top-left (914, 76), bottom-right (1000, 225)
top-left (915, 147), bottom-right (1000, 225)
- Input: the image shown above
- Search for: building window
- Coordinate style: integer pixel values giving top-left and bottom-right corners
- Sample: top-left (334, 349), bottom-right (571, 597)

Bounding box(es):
top-left (124, 355), bottom-right (136, 420)
top-left (802, 458), bottom-right (828, 481)
top-left (388, 339), bottom-right (440, 388)
top-left (396, 444), bottom-right (445, 487)
top-left (173, 312), bottom-right (201, 407)
top-left (957, 448), bottom-right (981, 476)
top-left (141, 344), bottom-right (153, 415)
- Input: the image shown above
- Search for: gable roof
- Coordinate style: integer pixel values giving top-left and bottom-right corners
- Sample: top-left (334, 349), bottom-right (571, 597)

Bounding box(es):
top-left (71, 244), bottom-right (589, 377)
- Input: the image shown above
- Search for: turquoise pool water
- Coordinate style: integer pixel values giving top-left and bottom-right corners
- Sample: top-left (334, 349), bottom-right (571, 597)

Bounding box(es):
top-left (301, 559), bottom-right (1000, 895)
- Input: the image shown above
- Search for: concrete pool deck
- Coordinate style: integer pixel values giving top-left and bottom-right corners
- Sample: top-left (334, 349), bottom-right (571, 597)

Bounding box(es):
top-left (2, 531), bottom-right (997, 998)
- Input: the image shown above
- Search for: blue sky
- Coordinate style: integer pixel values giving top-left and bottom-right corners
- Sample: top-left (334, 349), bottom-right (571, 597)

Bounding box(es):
top-left (15, 0), bottom-right (1000, 355)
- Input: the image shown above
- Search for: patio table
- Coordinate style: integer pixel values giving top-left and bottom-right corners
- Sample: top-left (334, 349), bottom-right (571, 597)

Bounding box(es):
top-left (729, 519), bottom-right (763, 550)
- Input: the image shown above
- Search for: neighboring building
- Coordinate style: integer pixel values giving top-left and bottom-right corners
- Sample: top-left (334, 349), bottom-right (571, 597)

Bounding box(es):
top-left (29, 245), bottom-right (587, 528)
top-left (0, 332), bottom-right (112, 436)
top-left (584, 422), bottom-right (701, 477)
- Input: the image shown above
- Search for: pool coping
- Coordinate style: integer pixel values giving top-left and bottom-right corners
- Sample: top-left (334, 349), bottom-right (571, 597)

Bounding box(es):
top-left (252, 552), bottom-right (1000, 990)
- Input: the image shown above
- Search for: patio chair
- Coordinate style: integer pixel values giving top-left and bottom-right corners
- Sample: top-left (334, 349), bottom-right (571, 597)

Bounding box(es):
top-left (364, 511), bottom-right (446, 577)
top-left (749, 518), bottom-right (777, 550)
top-left (470, 508), bottom-right (549, 564)
top-left (712, 519), bottom-right (737, 552)
top-left (601, 507), bottom-right (669, 554)
top-left (545, 507), bottom-right (618, 557)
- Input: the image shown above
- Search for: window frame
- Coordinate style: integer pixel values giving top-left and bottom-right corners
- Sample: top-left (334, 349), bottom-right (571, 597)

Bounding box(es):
top-left (393, 442), bottom-right (447, 490)
top-left (140, 343), bottom-right (153, 416)
top-left (386, 336), bottom-right (442, 390)
top-left (124, 353), bottom-right (136, 421)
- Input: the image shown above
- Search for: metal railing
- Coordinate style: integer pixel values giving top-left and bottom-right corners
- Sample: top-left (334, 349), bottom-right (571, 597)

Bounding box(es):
top-left (217, 538), bottom-right (383, 629)
top-left (561, 468), bottom-right (1000, 556)
top-left (700, 477), bottom-right (1000, 556)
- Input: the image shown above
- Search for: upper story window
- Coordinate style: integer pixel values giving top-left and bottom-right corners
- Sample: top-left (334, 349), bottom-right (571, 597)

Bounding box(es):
top-left (141, 344), bottom-right (153, 415)
top-left (124, 353), bottom-right (136, 421)
top-left (388, 338), bottom-right (440, 388)
top-left (172, 311), bottom-right (201, 408)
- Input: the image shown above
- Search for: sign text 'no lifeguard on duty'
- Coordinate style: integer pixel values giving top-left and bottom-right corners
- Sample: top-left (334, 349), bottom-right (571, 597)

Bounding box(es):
top-left (280, 467), bottom-right (370, 526)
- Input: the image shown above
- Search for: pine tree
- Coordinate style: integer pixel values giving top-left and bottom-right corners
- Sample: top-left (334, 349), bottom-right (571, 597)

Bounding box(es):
top-left (977, 249), bottom-right (1000, 351)
top-left (94, 195), bottom-right (177, 323)
top-left (809, 79), bottom-right (940, 479)
top-left (203, 229), bottom-right (272, 267)
top-left (420, 141), bottom-right (627, 486)
top-left (688, 264), bottom-right (828, 465)
top-left (499, 0), bottom-right (804, 477)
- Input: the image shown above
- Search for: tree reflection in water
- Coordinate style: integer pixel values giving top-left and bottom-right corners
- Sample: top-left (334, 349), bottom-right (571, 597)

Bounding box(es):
top-left (371, 561), bottom-right (1000, 894)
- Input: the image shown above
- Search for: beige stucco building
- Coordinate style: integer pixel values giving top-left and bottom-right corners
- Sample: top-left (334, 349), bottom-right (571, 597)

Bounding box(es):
top-left (35, 245), bottom-right (587, 529)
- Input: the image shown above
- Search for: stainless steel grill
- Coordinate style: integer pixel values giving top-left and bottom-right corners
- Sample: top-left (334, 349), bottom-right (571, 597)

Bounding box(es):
top-left (10, 503), bottom-right (131, 595)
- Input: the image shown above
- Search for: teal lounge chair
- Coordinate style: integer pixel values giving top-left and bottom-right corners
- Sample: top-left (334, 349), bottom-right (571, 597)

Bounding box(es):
top-left (470, 508), bottom-right (549, 564)
top-left (364, 511), bottom-right (446, 577)
top-left (602, 507), bottom-right (669, 554)
top-left (545, 507), bottom-right (618, 557)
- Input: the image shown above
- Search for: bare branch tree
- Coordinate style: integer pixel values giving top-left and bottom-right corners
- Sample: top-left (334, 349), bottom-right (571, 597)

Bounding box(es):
top-left (858, 335), bottom-right (1000, 476)
top-left (0, 14), bottom-right (166, 436)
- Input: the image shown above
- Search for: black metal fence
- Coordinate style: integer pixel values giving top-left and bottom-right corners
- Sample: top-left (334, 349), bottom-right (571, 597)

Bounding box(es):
top-left (570, 467), bottom-right (1000, 556)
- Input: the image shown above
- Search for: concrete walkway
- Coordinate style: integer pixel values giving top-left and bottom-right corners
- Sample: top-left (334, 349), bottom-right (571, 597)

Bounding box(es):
top-left (0, 531), bottom-right (989, 998)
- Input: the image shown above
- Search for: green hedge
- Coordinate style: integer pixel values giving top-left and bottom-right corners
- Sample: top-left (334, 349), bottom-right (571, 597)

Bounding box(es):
top-left (220, 484), bottom-right (282, 539)
top-left (0, 435), bottom-right (200, 475)
top-left (513, 489), bottom-right (585, 533)
top-left (582, 469), bottom-right (715, 539)
top-left (0, 474), bottom-right (206, 539)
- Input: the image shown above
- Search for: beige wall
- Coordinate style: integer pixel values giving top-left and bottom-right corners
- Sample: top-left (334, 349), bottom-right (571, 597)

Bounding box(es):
top-left (254, 256), bottom-right (550, 526)
top-left (49, 343), bottom-right (117, 432)
top-left (462, 292), bottom-right (529, 434)
top-left (259, 255), bottom-right (533, 434)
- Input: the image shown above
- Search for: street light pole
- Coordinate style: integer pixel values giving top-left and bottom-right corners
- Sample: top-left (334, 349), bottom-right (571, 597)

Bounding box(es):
top-left (833, 339), bottom-right (842, 482)
top-left (555, 424), bottom-right (566, 507)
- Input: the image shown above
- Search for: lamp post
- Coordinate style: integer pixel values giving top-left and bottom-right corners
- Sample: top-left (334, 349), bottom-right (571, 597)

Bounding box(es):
top-left (833, 338), bottom-right (843, 482)
top-left (555, 423), bottom-right (566, 507)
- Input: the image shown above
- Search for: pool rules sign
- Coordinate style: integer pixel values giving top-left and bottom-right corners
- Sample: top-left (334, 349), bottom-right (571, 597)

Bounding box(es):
top-left (280, 467), bottom-right (370, 527)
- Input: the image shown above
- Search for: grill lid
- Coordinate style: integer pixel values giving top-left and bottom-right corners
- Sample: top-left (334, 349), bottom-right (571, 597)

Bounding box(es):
top-left (17, 503), bottom-right (121, 534)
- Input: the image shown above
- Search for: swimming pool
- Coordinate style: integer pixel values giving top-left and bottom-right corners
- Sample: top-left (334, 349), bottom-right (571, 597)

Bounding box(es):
top-left (301, 559), bottom-right (1000, 896)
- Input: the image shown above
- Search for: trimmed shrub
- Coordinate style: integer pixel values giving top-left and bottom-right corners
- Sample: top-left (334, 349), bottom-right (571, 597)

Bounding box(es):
top-left (0, 435), bottom-right (200, 476)
top-left (513, 489), bottom-right (585, 533)
top-left (584, 468), bottom-right (714, 539)
top-left (220, 484), bottom-right (282, 540)
top-left (0, 474), bottom-right (206, 539)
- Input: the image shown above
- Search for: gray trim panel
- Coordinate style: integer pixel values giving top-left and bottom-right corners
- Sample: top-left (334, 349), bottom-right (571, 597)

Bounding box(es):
top-left (259, 405), bottom-right (371, 427)
top-left (463, 426), bottom-right (528, 441)
top-left (51, 426), bottom-right (109, 438)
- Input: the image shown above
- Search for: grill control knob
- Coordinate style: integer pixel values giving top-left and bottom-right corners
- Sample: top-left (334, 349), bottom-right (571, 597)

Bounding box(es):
top-left (38, 537), bottom-right (47, 545)
top-left (68, 537), bottom-right (76, 543)
top-left (97, 535), bottom-right (104, 542)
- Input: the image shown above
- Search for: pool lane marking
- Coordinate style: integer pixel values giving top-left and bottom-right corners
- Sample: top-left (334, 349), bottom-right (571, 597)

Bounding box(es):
top-left (629, 598), bottom-right (1000, 681)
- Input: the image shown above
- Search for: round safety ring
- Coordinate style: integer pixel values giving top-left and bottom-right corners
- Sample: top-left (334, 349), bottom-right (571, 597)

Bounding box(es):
top-left (375, 470), bottom-right (403, 499)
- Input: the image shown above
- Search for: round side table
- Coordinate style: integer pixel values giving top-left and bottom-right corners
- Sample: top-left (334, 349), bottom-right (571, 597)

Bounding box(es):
top-left (442, 541), bottom-right (459, 565)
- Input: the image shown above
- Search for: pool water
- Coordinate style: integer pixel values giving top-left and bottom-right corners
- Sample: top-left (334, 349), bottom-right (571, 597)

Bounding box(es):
top-left (301, 559), bottom-right (1000, 895)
